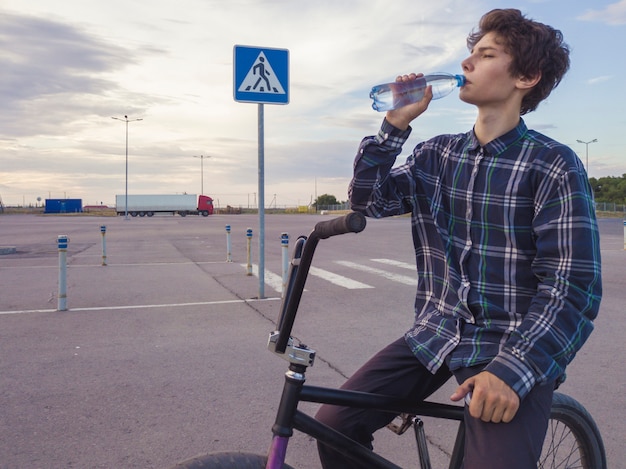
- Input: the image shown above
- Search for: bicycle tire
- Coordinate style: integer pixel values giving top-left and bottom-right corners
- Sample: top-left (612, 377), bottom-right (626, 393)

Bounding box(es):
top-left (171, 451), bottom-right (295, 469)
top-left (538, 392), bottom-right (606, 469)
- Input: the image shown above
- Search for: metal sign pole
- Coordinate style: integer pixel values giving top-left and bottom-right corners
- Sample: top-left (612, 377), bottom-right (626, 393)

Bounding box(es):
top-left (258, 103), bottom-right (266, 299)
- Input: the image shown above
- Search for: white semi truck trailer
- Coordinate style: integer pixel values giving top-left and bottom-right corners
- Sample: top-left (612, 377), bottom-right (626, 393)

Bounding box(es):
top-left (115, 194), bottom-right (214, 217)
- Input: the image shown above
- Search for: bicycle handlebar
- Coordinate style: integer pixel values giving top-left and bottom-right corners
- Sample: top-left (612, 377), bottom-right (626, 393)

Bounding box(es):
top-left (274, 212), bottom-right (367, 354)
top-left (312, 211), bottom-right (367, 239)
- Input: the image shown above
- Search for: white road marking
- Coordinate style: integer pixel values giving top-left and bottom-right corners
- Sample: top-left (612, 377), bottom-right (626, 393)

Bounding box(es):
top-left (371, 258), bottom-right (415, 270)
top-left (0, 297), bottom-right (280, 315)
top-left (309, 267), bottom-right (373, 289)
top-left (243, 264), bottom-right (373, 291)
top-left (335, 260), bottom-right (417, 286)
top-left (242, 264), bottom-right (286, 292)
top-left (5, 261), bottom-right (232, 270)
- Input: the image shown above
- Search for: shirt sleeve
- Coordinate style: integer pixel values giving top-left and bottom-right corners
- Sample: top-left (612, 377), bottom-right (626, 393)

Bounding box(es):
top-left (349, 119), bottom-right (413, 216)
top-left (485, 164), bottom-right (602, 399)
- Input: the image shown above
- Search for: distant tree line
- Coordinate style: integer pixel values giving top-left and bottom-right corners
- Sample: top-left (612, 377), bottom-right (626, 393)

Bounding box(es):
top-left (314, 174), bottom-right (626, 209)
top-left (589, 174), bottom-right (626, 204)
top-left (313, 194), bottom-right (346, 209)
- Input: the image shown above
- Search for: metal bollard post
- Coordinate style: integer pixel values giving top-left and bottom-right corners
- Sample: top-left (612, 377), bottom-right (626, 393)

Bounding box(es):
top-left (281, 232), bottom-right (289, 297)
top-left (225, 225), bottom-right (232, 262)
top-left (100, 225), bottom-right (107, 266)
top-left (246, 228), bottom-right (253, 276)
top-left (57, 235), bottom-right (68, 311)
top-left (623, 220), bottom-right (625, 250)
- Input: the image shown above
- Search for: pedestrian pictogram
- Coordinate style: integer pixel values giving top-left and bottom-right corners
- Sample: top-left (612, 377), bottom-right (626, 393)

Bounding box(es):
top-left (238, 52), bottom-right (285, 94)
top-left (234, 45), bottom-right (289, 104)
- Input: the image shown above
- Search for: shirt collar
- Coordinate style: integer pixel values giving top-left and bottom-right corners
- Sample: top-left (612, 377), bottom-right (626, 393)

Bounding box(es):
top-left (468, 119), bottom-right (528, 156)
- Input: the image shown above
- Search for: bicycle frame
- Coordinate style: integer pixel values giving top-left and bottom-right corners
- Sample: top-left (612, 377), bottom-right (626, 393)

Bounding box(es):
top-left (266, 334), bottom-right (466, 469)
top-left (265, 213), bottom-right (467, 469)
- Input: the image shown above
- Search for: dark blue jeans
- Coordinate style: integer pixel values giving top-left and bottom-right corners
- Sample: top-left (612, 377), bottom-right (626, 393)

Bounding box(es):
top-left (315, 337), bottom-right (554, 469)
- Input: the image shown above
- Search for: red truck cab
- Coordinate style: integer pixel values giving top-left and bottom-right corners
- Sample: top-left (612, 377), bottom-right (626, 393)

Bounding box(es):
top-left (198, 195), bottom-right (214, 216)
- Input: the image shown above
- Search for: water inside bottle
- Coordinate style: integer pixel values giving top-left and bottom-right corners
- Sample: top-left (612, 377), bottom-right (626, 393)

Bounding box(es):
top-left (370, 74), bottom-right (465, 111)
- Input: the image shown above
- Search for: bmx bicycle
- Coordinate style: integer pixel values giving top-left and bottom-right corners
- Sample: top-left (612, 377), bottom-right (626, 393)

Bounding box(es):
top-left (172, 212), bottom-right (606, 469)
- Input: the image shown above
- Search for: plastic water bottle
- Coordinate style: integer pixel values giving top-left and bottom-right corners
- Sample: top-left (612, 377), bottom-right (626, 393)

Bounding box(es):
top-left (370, 73), bottom-right (466, 111)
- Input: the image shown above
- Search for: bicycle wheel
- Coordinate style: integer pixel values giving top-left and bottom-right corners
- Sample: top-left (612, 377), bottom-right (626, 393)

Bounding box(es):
top-left (538, 392), bottom-right (606, 469)
top-left (171, 451), bottom-right (295, 469)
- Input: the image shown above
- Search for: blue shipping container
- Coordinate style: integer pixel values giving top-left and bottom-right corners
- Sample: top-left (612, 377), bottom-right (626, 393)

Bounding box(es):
top-left (45, 199), bottom-right (83, 214)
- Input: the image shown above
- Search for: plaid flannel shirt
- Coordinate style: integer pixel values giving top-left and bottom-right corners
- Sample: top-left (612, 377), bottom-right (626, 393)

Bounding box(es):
top-left (349, 118), bottom-right (602, 398)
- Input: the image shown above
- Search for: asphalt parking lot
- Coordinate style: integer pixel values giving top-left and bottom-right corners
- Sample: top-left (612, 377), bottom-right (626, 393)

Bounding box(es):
top-left (1, 214), bottom-right (624, 468)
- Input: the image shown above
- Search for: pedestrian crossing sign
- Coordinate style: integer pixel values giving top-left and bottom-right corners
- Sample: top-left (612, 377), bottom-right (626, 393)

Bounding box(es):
top-left (234, 45), bottom-right (289, 104)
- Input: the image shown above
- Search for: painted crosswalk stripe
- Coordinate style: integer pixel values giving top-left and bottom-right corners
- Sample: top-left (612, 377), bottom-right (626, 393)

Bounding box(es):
top-left (371, 258), bottom-right (415, 270)
top-left (335, 260), bottom-right (417, 286)
top-left (309, 267), bottom-right (373, 289)
top-left (241, 264), bottom-right (285, 292)
top-left (243, 264), bottom-right (373, 291)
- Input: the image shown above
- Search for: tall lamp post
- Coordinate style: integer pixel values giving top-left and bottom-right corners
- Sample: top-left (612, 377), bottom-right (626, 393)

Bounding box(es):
top-left (112, 115), bottom-right (143, 219)
top-left (193, 155), bottom-right (211, 195)
top-left (576, 138), bottom-right (597, 174)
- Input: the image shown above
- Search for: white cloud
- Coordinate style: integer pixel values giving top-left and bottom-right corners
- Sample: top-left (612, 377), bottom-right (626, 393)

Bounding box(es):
top-left (578, 0), bottom-right (626, 25)
top-left (587, 75), bottom-right (613, 85)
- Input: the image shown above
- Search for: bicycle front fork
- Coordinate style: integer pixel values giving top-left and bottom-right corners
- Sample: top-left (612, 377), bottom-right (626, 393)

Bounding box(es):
top-left (266, 332), bottom-right (316, 469)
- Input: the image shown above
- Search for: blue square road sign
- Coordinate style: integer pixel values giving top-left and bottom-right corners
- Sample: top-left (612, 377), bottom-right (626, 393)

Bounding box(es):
top-left (234, 45), bottom-right (289, 105)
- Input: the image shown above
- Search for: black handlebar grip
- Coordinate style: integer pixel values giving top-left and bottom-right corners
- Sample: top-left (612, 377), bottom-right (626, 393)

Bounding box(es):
top-left (313, 212), bottom-right (366, 239)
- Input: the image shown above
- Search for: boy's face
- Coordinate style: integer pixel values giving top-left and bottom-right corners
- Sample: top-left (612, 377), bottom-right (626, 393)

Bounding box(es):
top-left (459, 31), bottom-right (520, 110)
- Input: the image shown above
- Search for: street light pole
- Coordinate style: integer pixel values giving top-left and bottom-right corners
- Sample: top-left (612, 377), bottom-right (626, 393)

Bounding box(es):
top-left (112, 115), bottom-right (143, 219)
top-left (576, 138), bottom-right (598, 174)
top-left (193, 155), bottom-right (211, 195)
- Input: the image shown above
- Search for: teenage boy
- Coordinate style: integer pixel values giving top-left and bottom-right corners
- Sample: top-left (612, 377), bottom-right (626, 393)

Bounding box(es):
top-left (316, 9), bottom-right (602, 468)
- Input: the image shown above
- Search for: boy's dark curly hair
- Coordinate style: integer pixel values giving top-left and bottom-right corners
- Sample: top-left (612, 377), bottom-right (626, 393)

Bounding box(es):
top-left (467, 9), bottom-right (570, 115)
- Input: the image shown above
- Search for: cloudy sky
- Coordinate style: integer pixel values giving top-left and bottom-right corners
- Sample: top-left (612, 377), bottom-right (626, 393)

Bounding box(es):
top-left (1, 0), bottom-right (625, 208)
